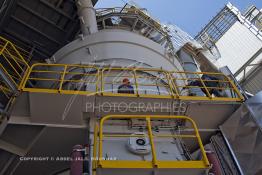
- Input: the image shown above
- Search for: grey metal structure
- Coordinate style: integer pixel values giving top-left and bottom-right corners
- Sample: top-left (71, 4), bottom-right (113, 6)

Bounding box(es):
top-left (0, 0), bottom-right (97, 60)
top-left (195, 4), bottom-right (238, 48)
top-left (243, 5), bottom-right (262, 31)
top-left (221, 91), bottom-right (262, 175)
top-left (196, 3), bottom-right (262, 95)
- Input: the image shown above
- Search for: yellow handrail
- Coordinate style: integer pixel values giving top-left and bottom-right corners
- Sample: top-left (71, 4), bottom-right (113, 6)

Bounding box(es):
top-left (0, 36), bottom-right (30, 112)
top-left (92, 123), bottom-right (99, 175)
top-left (0, 36), bottom-right (244, 103)
top-left (146, 117), bottom-right (157, 167)
top-left (0, 36), bottom-right (30, 89)
top-left (94, 115), bottom-right (210, 170)
top-left (20, 63), bottom-right (244, 102)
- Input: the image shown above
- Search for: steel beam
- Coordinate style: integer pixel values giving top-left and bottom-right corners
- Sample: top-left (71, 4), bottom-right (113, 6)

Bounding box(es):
top-left (39, 0), bottom-right (75, 20)
top-left (11, 15), bottom-right (63, 45)
top-left (0, 139), bottom-right (27, 156)
top-left (17, 2), bottom-right (67, 33)
top-left (234, 47), bottom-right (262, 77)
top-left (3, 29), bottom-right (51, 58)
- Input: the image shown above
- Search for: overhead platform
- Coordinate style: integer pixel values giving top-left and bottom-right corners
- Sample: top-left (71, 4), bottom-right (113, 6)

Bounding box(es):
top-left (0, 0), bottom-right (98, 60)
top-left (9, 93), bottom-right (240, 125)
top-left (9, 92), bottom-right (241, 149)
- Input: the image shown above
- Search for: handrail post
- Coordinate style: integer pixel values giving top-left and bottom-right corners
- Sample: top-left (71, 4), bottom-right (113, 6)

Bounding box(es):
top-left (4, 48), bottom-right (24, 72)
top-left (0, 64), bottom-right (18, 88)
top-left (95, 69), bottom-right (100, 95)
top-left (198, 74), bottom-right (212, 98)
top-left (92, 123), bottom-right (99, 174)
top-left (0, 85), bottom-right (10, 98)
top-left (224, 75), bottom-right (244, 101)
top-left (146, 117), bottom-right (157, 167)
top-left (100, 69), bottom-right (105, 95)
top-left (59, 65), bottom-right (67, 92)
top-left (1, 53), bottom-right (22, 78)
top-left (188, 118), bottom-right (210, 166)
top-left (18, 67), bottom-right (30, 90)
top-left (133, 69), bottom-right (139, 97)
top-left (20, 64), bottom-right (35, 90)
top-left (10, 42), bottom-right (30, 68)
top-left (0, 41), bottom-right (8, 55)
top-left (167, 72), bottom-right (179, 98)
top-left (98, 117), bottom-right (104, 167)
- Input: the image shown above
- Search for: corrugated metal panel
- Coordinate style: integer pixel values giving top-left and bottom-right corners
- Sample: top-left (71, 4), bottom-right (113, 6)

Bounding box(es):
top-left (242, 66), bottom-right (262, 94)
top-left (215, 21), bottom-right (262, 74)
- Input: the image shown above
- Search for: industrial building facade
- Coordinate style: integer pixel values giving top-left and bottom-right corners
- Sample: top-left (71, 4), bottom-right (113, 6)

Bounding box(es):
top-left (196, 3), bottom-right (262, 95)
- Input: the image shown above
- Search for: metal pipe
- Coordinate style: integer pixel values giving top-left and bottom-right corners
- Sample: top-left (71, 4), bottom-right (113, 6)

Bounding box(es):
top-left (70, 145), bottom-right (84, 175)
top-left (205, 149), bottom-right (223, 175)
top-left (76, 0), bottom-right (98, 35)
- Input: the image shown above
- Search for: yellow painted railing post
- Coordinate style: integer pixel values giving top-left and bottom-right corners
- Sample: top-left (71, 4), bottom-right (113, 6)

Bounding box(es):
top-left (0, 85), bottom-right (10, 98)
top-left (59, 65), bottom-right (67, 92)
top-left (18, 67), bottom-right (30, 90)
top-left (0, 64), bottom-right (18, 88)
top-left (224, 75), bottom-right (244, 101)
top-left (187, 117), bottom-right (210, 166)
top-left (92, 123), bottom-right (99, 174)
top-left (1, 53), bottom-right (22, 78)
top-left (0, 41), bottom-right (8, 55)
top-left (20, 64), bottom-right (36, 90)
top-left (167, 72), bottom-right (179, 98)
top-left (133, 69), bottom-right (139, 97)
top-left (5, 49), bottom-right (24, 71)
top-left (146, 117), bottom-right (157, 167)
top-left (9, 42), bottom-right (30, 68)
top-left (100, 69), bottom-right (105, 95)
top-left (198, 75), bottom-right (212, 98)
top-left (95, 69), bottom-right (100, 95)
top-left (98, 116), bottom-right (109, 167)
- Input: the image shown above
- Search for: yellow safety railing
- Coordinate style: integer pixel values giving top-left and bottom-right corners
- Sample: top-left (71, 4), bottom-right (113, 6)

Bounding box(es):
top-left (0, 80), bottom-right (13, 100)
top-left (96, 6), bottom-right (162, 27)
top-left (0, 79), bottom-right (15, 112)
top-left (0, 84), bottom-right (16, 110)
top-left (21, 63), bottom-right (244, 102)
top-left (170, 71), bottom-right (244, 102)
top-left (0, 36), bottom-right (30, 89)
top-left (0, 36), bottom-right (30, 112)
top-left (21, 63), bottom-right (100, 95)
top-left (101, 67), bottom-right (173, 98)
top-left (92, 115), bottom-right (210, 171)
top-left (96, 6), bottom-right (175, 58)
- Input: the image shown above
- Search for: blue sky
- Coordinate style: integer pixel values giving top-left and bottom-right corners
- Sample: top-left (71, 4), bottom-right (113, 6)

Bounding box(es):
top-left (95, 0), bottom-right (262, 37)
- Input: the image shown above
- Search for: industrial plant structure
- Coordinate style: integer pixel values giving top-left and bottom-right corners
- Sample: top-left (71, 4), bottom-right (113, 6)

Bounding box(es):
top-left (0, 0), bottom-right (261, 175)
top-left (196, 3), bottom-right (262, 95)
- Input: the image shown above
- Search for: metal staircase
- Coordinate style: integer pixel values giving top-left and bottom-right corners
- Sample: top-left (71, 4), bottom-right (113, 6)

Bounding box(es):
top-left (0, 36), bottom-right (29, 125)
